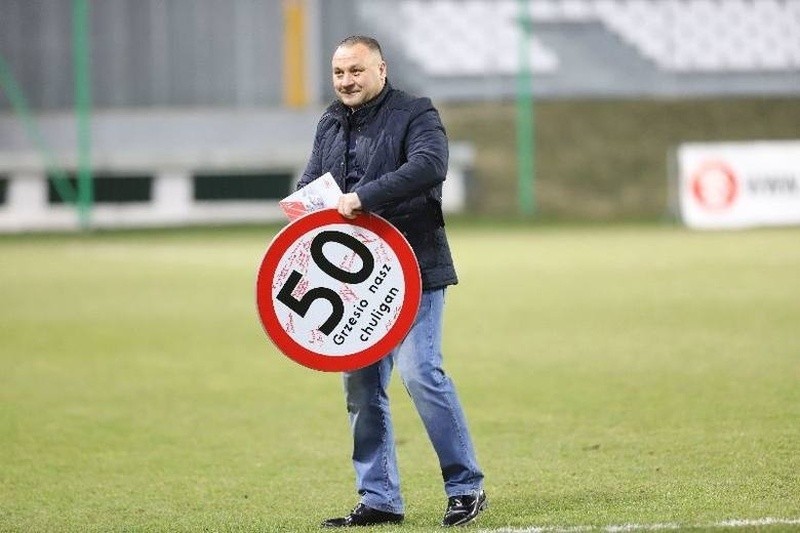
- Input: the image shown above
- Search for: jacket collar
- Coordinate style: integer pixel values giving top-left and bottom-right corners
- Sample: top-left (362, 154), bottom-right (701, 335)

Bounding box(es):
top-left (329, 81), bottom-right (393, 124)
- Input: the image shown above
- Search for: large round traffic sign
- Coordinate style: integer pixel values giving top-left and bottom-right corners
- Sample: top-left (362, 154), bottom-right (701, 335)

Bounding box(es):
top-left (256, 209), bottom-right (422, 372)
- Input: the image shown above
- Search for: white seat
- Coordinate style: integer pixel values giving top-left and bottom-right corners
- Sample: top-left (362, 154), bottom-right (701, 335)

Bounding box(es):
top-left (559, 0), bottom-right (594, 21)
top-left (529, 0), bottom-right (561, 22)
top-left (368, 0), bottom-right (799, 75)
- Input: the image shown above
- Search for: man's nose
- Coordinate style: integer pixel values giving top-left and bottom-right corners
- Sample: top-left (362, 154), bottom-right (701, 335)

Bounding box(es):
top-left (340, 72), bottom-right (353, 87)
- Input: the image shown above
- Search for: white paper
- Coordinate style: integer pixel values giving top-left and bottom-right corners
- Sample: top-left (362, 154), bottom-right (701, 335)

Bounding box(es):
top-left (279, 172), bottom-right (342, 221)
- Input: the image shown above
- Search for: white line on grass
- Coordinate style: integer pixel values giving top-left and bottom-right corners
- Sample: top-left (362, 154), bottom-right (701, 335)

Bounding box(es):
top-left (481, 517), bottom-right (800, 532)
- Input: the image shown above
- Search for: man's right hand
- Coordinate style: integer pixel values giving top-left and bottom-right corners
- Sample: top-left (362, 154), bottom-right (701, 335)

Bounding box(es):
top-left (337, 192), bottom-right (363, 219)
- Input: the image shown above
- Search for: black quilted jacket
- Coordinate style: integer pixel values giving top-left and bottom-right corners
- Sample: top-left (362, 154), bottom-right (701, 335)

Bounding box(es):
top-left (299, 82), bottom-right (458, 290)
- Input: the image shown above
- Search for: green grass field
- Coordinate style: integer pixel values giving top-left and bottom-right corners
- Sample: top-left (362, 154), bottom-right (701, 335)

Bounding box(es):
top-left (1, 223), bottom-right (798, 532)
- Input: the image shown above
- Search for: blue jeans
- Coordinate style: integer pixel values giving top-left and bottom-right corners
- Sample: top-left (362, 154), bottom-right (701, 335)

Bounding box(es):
top-left (342, 289), bottom-right (484, 514)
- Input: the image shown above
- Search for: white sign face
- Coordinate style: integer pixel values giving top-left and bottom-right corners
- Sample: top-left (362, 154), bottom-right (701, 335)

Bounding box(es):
top-left (678, 141), bottom-right (800, 229)
top-left (256, 209), bottom-right (421, 372)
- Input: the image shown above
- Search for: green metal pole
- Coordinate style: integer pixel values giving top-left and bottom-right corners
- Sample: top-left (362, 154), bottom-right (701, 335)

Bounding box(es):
top-left (73, 0), bottom-right (93, 229)
top-left (0, 54), bottom-right (77, 204)
top-left (516, 0), bottom-right (535, 217)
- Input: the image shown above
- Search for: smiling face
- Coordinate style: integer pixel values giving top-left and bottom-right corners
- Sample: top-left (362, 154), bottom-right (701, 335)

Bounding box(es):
top-left (331, 42), bottom-right (386, 109)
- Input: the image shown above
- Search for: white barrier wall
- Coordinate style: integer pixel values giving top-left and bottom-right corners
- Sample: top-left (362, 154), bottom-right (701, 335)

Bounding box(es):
top-left (677, 140), bottom-right (800, 230)
top-left (0, 158), bottom-right (470, 233)
top-left (0, 148), bottom-right (472, 233)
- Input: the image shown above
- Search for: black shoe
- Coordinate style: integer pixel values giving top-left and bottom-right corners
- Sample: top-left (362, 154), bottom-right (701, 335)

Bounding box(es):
top-left (441, 490), bottom-right (487, 527)
top-left (320, 503), bottom-right (404, 528)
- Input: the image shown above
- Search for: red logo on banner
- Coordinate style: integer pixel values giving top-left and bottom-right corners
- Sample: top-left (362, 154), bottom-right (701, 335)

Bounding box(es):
top-left (256, 209), bottom-right (422, 372)
top-left (691, 161), bottom-right (739, 211)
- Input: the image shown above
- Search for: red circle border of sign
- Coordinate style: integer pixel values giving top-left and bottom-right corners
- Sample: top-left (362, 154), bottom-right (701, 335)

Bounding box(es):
top-left (256, 209), bottom-right (422, 372)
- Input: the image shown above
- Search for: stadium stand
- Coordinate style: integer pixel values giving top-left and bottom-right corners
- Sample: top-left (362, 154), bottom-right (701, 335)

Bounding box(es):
top-left (358, 0), bottom-right (800, 75)
top-left (387, 0), bottom-right (559, 75)
top-left (592, 0), bottom-right (800, 72)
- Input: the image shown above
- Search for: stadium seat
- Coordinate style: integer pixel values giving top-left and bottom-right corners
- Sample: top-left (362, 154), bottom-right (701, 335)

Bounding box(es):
top-left (358, 0), bottom-right (800, 76)
top-left (359, 0), bottom-right (560, 76)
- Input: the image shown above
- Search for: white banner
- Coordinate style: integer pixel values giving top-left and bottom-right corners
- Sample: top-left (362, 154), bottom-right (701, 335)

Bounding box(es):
top-left (677, 141), bottom-right (800, 229)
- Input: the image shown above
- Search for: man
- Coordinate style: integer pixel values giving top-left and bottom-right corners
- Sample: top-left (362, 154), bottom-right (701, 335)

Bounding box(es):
top-left (297, 35), bottom-right (486, 528)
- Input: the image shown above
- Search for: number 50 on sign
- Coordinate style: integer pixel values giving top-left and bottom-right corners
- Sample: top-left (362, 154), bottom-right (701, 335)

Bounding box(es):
top-left (256, 209), bottom-right (422, 372)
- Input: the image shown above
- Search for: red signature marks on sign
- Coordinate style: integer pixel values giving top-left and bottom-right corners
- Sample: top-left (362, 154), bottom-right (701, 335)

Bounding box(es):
top-left (374, 242), bottom-right (392, 265)
top-left (273, 238), bottom-right (313, 290)
top-left (339, 284), bottom-right (359, 303)
top-left (308, 329), bottom-right (325, 346)
top-left (284, 313), bottom-right (295, 334)
top-left (354, 230), bottom-right (378, 244)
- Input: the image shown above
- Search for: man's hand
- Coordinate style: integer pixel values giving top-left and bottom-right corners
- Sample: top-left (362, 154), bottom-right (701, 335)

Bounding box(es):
top-left (337, 192), bottom-right (363, 219)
